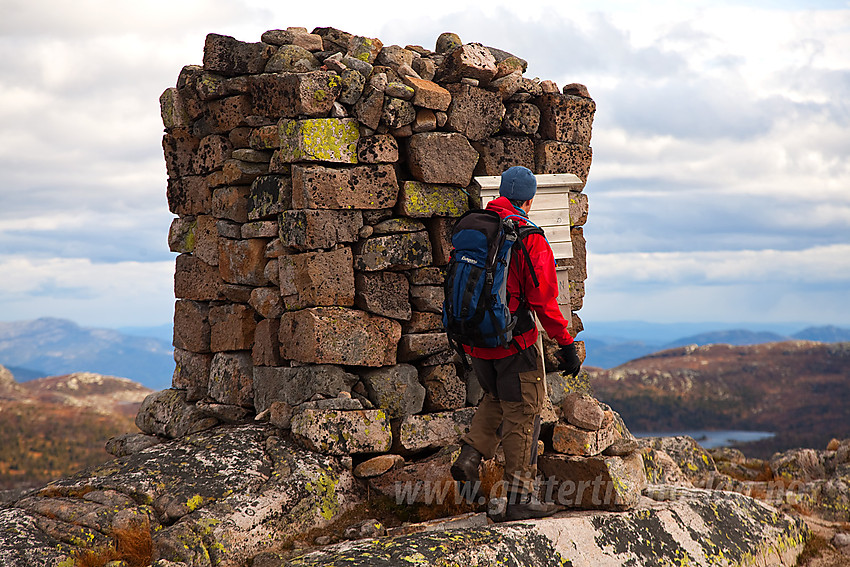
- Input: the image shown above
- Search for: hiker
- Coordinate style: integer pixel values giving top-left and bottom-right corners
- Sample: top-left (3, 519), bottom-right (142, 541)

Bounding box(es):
top-left (449, 165), bottom-right (582, 521)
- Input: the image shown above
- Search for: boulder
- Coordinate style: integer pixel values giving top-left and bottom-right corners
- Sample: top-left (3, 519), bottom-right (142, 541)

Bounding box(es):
top-left (203, 33), bottom-right (273, 76)
top-left (406, 132), bottom-right (479, 186)
top-left (278, 118), bottom-right (360, 164)
top-left (437, 43), bottom-right (497, 83)
top-left (279, 209), bottom-right (363, 251)
top-left (205, 95), bottom-right (253, 134)
top-left (291, 164), bottom-right (399, 210)
top-left (409, 285), bottom-right (443, 313)
top-left (249, 124), bottom-right (279, 150)
top-left (167, 175), bottom-right (211, 216)
top-left (278, 246), bottom-right (355, 310)
top-left (7, 425), bottom-right (360, 567)
top-left (347, 35), bottom-right (383, 64)
top-left (376, 45), bottom-right (416, 69)
top-left (252, 318), bottom-right (283, 367)
top-left (208, 351), bottom-right (254, 408)
top-left (353, 454), bottom-right (405, 479)
top-left (173, 299), bottom-right (211, 354)
top-left (353, 85), bottom-right (385, 130)
top-left (192, 134), bottom-right (232, 175)
top-left (354, 231), bottom-right (433, 271)
top-left (471, 136), bottom-right (535, 176)
top-left (561, 392), bottom-right (605, 431)
top-left (639, 436), bottom-right (717, 484)
top-left (402, 311), bottom-right (443, 334)
top-left (535, 93), bottom-right (595, 145)
top-left (357, 134), bottom-right (399, 163)
top-left (426, 216), bottom-right (454, 265)
top-left (367, 445), bottom-right (460, 505)
top-left (249, 287), bottom-right (284, 319)
top-left (218, 238), bottom-right (269, 286)
top-left (381, 96), bottom-right (416, 128)
top-left (371, 217), bottom-right (426, 234)
top-left (338, 68), bottom-right (366, 105)
top-left (361, 364), bottom-right (426, 418)
top-left (354, 271), bottom-right (412, 320)
top-left (420, 364), bottom-right (466, 412)
top-left (105, 432), bottom-right (163, 458)
top-left (396, 181), bottom-right (470, 218)
top-left (264, 45), bottom-right (320, 73)
top-left (172, 348), bottom-right (212, 401)
top-left (209, 303), bottom-right (256, 352)
top-left (248, 71), bottom-right (340, 118)
top-left (640, 448), bottom-right (693, 487)
top-left (551, 420), bottom-right (617, 456)
top-left (253, 364), bottom-right (358, 412)
top-left (160, 87), bottom-right (191, 129)
top-left (163, 128), bottom-right (199, 178)
top-left (279, 307), bottom-right (401, 366)
top-left (445, 84), bottom-right (505, 141)
top-left (241, 219), bottom-right (280, 238)
top-left (545, 370), bottom-right (593, 406)
top-left (261, 29), bottom-right (324, 51)
top-left (502, 102), bottom-right (541, 135)
top-left (395, 408), bottom-right (476, 452)
top-left (534, 140), bottom-right (592, 183)
top-left (397, 332), bottom-right (449, 362)
top-left (770, 448), bottom-right (828, 483)
top-left (537, 451), bottom-right (646, 510)
top-left (211, 184), bottom-right (251, 222)
top-left (174, 254), bottom-right (224, 301)
top-left (290, 409), bottom-right (392, 455)
top-left (402, 76), bottom-right (452, 111)
top-left (135, 389), bottom-right (218, 439)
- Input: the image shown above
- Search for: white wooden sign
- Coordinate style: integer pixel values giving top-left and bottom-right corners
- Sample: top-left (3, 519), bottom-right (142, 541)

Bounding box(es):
top-left (474, 173), bottom-right (583, 323)
top-left (475, 173), bottom-right (583, 262)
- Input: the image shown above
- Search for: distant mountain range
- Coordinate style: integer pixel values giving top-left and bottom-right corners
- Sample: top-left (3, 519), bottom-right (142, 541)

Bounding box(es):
top-left (0, 318), bottom-right (174, 390)
top-left (581, 324), bottom-right (850, 368)
top-left (1, 318), bottom-right (848, 389)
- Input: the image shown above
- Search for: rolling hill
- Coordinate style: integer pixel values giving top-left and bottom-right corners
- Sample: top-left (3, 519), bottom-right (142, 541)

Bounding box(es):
top-left (589, 341), bottom-right (850, 458)
top-left (0, 366), bottom-right (151, 493)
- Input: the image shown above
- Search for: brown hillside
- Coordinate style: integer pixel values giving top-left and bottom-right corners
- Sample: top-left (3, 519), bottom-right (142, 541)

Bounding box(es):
top-left (0, 369), bottom-right (151, 492)
top-left (589, 341), bottom-right (850, 457)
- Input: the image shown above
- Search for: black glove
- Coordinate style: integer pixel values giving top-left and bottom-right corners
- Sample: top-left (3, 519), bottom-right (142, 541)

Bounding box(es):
top-left (555, 343), bottom-right (582, 376)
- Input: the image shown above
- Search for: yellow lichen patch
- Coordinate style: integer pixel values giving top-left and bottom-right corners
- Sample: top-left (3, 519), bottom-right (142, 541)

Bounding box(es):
top-left (305, 470), bottom-right (342, 521)
top-left (279, 118), bottom-right (359, 164)
top-left (401, 181), bottom-right (469, 218)
top-left (185, 494), bottom-right (205, 513)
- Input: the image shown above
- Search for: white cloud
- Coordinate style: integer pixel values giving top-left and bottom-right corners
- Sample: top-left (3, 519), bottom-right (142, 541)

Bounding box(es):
top-left (582, 244), bottom-right (850, 324)
top-left (589, 244), bottom-right (850, 286)
top-left (0, 0), bottom-right (848, 328)
top-left (0, 255), bottom-right (175, 327)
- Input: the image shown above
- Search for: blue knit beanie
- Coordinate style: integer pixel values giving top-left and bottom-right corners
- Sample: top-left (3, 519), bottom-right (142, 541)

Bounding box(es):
top-left (499, 166), bottom-right (537, 201)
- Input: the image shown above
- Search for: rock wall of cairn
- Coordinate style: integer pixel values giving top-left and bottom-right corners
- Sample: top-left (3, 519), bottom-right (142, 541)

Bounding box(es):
top-left (159, 26), bottom-right (594, 456)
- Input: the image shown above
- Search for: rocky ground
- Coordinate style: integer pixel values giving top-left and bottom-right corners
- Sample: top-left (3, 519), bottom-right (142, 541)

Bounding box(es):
top-left (0, 401), bottom-right (847, 566)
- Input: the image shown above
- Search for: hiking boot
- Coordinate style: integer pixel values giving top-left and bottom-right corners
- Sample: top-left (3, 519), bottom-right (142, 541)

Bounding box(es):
top-left (451, 444), bottom-right (482, 482)
top-left (501, 492), bottom-right (561, 522)
top-left (451, 444), bottom-right (482, 503)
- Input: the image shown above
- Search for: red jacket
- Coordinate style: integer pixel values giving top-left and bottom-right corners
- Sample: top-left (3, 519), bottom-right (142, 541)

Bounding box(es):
top-left (464, 196), bottom-right (574, 360)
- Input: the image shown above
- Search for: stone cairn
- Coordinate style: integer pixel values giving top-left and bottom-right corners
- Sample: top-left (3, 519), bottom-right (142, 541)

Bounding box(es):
top-left (151, 25), bottom-right (632, 509)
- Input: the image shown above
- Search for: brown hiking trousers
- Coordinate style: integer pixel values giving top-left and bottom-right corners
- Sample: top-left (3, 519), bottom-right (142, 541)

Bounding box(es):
top-left (461, 343), bottom-right (545, 496)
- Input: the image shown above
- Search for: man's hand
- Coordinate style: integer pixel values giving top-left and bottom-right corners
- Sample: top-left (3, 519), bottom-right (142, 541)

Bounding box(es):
top-left (555, 343), bottom-right (581, 376)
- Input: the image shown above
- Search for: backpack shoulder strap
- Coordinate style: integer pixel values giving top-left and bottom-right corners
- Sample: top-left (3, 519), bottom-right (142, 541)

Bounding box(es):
top-left (514, 224), bottom-right (544, 288)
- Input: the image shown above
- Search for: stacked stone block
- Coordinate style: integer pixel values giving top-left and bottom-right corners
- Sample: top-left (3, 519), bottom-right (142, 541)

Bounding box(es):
top-left (161, 27), bottom-right (594, 457)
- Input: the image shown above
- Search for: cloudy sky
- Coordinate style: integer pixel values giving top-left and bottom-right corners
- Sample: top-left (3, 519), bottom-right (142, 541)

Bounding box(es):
top-left (1, 0), bottom-right (848, 332)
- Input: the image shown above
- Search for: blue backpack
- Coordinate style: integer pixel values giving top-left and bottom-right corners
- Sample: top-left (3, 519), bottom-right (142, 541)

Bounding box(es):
top-left (442, 209), bottom-right (542, 358)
